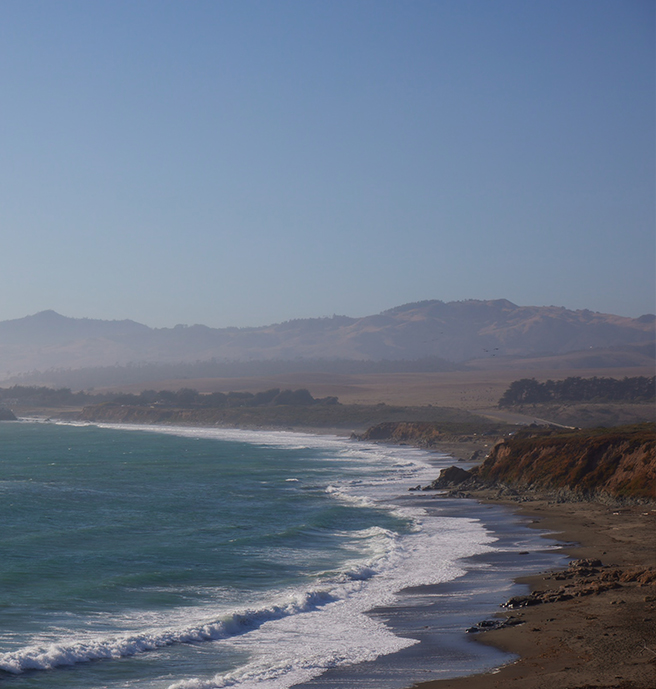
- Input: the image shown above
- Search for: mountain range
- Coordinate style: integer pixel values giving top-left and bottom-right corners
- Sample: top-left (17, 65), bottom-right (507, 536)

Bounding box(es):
top-left (1, 300), bottom-right (654, 380)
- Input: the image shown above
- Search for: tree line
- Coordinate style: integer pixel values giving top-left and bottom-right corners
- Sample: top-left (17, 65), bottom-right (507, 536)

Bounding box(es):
top-left (498, 376), bottom-right (655, 407)
top-left (0, 385), bottom-right (338, 409)
top-left (109, 388), bottom-right (338, 408)
top-left (0, 386), bottom-right (102, 407)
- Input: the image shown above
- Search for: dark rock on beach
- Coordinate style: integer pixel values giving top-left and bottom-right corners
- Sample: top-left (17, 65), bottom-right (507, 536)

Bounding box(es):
top-left (423, 465), bottom-right (473, 490)
top-left (466, 616), bottom-right (525, 633)
top-left (0, 408), bottom-right (17, 420)
top-left (498, 558), bottom-right (650, 610)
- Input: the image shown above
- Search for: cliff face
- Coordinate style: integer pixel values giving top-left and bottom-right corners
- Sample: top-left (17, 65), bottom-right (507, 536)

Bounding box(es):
top-left (475, 424), bottom-right (656, 500)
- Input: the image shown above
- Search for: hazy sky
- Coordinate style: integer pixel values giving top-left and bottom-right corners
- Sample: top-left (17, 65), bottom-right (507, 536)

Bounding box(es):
top-left (1, 0), bottom-right (654, 327)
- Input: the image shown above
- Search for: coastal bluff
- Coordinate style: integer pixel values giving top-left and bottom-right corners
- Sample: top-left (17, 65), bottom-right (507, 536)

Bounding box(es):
top-left (432, 423), bottom-right (656, 501)
top-left (354, 421), bottom-right (497, 447)
top-left (355, 421), bottom-right (445, 446)
top-left (417, 424), bottom-right (656, 689)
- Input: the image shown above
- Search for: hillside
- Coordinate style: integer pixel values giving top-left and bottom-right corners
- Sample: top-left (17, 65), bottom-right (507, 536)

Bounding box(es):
top-left (1, 300), bottom-right (653, 379)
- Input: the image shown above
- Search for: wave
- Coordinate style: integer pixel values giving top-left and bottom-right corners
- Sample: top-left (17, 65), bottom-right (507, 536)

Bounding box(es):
top-left (0, 590), bottom-right (337, 675)
top-left (162, 519), bottom-right (495, 689)
top-left (17, 422), bottom-right (495, 689)
top-left (0, 521), bottom-right (406, 676)
top-left (0, 503), bottom-right (483, 679)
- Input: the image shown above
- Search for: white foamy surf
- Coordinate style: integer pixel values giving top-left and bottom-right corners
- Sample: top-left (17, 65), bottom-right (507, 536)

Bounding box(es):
top-left (2, 421), bottom-right (499, 689)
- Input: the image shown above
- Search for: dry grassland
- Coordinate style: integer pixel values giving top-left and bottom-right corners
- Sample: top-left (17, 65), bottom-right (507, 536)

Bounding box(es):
top-left (106, 365), bottom-right (654, 411)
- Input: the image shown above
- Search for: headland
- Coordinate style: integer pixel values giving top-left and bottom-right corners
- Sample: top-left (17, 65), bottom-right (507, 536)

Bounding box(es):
top-left (409, 423), bottom-right (656, 689)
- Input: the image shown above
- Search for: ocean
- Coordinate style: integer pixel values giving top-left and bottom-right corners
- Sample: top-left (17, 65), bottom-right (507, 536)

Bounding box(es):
top-left (0, 421), bottom-right (561, 689)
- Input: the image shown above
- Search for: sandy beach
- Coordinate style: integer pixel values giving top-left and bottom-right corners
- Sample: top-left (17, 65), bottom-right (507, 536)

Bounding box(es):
top-left (413, 493), bottom-right (656, 689)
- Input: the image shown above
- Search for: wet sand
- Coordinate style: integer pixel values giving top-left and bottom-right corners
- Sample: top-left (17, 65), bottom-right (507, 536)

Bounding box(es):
top-left (413, 494), bottom-right (656, 689)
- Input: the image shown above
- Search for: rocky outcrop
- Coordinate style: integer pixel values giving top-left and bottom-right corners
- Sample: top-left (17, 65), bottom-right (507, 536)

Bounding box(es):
top-left (425, 465), bottom-right (473, 489)
top-left (357, 421), bottom-right (444, 446)
top-left (354, 420), bottom-right (498, 448)
top-left (0, 408), bottom-right (17, 420)
top-left (465, 557), bottom-right (656, 635)
top-left (501, 558), bottom-right (656, 609)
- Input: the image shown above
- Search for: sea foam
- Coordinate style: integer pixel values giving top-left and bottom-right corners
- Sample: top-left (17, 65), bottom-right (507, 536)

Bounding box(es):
top-left (5, 422), bottom-right (496, 689)
top-left (0, 590), bottom-right (337, 674)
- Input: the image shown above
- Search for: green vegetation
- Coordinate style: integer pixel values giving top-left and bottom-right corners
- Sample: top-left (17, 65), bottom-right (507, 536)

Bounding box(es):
top-left (0, 385), bottom-right (336, 409)
top-left (0, 385), bottom-right (103, 407)
top-left (499, 376), bottom-right (655, 407)
top-left (2, 385), bottom-right (499, 433)
top-left (110, 387), bottom-right (338, 408)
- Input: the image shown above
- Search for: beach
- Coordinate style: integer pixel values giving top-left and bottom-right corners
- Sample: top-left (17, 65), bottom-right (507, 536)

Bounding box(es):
top-left (412, 494), bottom-right (656, 689)
top-left (4, 417), bottom-right (654, 688)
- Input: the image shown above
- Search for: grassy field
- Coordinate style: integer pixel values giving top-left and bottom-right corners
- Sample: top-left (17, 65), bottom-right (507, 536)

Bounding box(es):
top-left (95, 364), bottom-right (654, 411)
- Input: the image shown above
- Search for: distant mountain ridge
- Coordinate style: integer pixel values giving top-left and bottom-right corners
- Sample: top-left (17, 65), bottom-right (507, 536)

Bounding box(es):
top-left (0, 300), bottom-right (653, 378)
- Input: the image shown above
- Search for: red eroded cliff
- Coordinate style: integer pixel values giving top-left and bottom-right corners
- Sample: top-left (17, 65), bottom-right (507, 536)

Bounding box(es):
top-left (475, 424), bottom-right (656, 500)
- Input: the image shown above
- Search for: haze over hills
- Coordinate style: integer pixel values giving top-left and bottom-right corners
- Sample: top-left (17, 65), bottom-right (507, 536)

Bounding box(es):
top-left (1, 300), bottom-right (654, 384)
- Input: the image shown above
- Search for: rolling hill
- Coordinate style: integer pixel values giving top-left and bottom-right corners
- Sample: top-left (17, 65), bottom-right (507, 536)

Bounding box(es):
top-left (0, 299), bottom-right (653, 379)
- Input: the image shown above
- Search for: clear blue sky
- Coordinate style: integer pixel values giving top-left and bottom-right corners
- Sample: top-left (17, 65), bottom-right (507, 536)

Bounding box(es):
top-left (1, 0), bottom-right (654, 327)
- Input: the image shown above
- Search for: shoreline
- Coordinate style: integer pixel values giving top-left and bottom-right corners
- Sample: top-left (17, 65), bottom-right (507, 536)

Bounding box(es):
top-left (19, 416), bottom-right (656, 687)
top-left (295, 492), bottom-right (566, 688)
top-left (411, 492), bottom-right (656, 689)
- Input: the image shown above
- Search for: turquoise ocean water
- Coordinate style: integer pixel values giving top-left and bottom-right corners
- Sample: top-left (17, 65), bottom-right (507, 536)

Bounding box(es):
top-left (0, 420), bottom-right (521, 689)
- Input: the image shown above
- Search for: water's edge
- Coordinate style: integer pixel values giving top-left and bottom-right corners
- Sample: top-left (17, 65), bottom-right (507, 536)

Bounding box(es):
top-left (294, 493), bottom-right (565, 688)
top-left (5, 419), bottom-right (564, 689)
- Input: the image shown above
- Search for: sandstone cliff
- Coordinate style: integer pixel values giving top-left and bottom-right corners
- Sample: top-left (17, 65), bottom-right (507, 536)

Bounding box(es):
top-left (357, 421), bottom-right (444, 446)
top-left (474, 424), bottom-right (656, 500)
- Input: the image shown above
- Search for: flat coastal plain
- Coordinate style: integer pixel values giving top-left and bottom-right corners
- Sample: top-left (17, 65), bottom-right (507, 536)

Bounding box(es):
top-left (100, 364), bottom-right (655, 430)
top-left (99, 364), bottom-right (653, 409)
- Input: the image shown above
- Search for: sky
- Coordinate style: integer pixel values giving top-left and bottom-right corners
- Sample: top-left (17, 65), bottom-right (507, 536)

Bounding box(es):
top-left (1, 0), bottom-right (654, 328)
